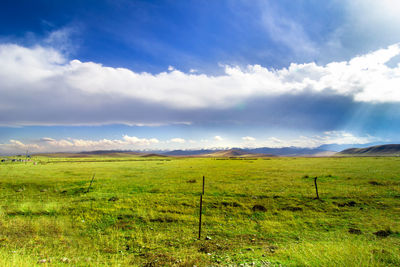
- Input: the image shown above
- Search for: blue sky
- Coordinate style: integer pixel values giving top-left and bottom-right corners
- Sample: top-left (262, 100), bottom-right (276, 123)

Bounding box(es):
top-left (1, 0), bottom-right (400, 154)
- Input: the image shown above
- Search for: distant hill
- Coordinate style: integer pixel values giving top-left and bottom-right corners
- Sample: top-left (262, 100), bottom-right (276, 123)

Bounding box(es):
top-left (339, 144), bottom-right (400, 155)
top-left (79, 150), bottom-right (143, 156)
top-left (242, 147), bottom-right (327, 156)
top-left (161, 147), bottom-right (334, 157)
top-left (162, 149), bottom-right (218, 156)
top-left (34, 146), bottom-right (335, 158)
top-left (141, 153), bottom-right (167, 157)
top-left (317, 142), bottom-right (389, 152)
top-left (200, 149), bottom-right (275, 157)
top-left (162, 147), bottom-right (329, 157)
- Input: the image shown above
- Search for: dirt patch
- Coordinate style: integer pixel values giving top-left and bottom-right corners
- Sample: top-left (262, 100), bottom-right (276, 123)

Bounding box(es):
top-left (369, 181), bottom-right (383, 186)
top-left (374, 229), bottom-right (392, 237)
top-left (222, 201), bottom-right (243, 208)
top-left (337, 200), bottom-right (357, 207)
top-left (252, 205), bottom-right (267, 212)
top-left (282, 206), bottom-right (303, 212)
top-left (348, 228), bottom-right (362, 235)
top-left (187, 179), bottom-right (196, 183)
top-left (159, 209), bottom-right (184, 214)
top-left (108, 196), bottom-right (119, 201)
top-left (198, 241), bottom-right (227, 253)
top-left (117, 214), bottom-right (134, 220)
top-left (149, 217), bottom-right (178, 223)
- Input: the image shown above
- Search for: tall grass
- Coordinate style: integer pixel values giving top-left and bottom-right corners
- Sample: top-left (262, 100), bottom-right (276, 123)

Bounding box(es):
top-left (0, 156), bottom-right (399, 265)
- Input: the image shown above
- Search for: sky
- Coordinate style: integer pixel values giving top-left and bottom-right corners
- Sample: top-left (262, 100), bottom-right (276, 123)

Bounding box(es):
top-left (1, 0), bottom-right (400, 154)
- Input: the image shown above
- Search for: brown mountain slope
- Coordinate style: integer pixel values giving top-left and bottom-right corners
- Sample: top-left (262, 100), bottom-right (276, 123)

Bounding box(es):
top-left (339, 144), bottom-right (400, 155)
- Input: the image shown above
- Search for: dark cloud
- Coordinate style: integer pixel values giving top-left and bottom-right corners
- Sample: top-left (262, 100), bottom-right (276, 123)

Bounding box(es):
top-left (2, 87), bottom-right (400, 136)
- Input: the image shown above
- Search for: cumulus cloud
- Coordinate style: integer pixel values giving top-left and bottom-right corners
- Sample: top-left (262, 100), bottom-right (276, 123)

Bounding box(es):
top-left (1, 42), bottom-right (400, 126)
top-left (242, 136), bottom-right (256, 141)
top-left (169, 138), bottom-right (186, 143)
top-left (122, 135), bottom-right (159, 145)
top-left (0, 139), bottom-right (40, 153)
top-left (214, 136), bottom-right (223, 141)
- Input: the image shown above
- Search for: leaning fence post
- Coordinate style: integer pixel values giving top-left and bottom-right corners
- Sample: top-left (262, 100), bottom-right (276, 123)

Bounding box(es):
top-left (314, 176), bottom-right (319, 199)
top-left (198, 175), bottom-right (205, 239)
top-left (86, 173), bottom-right (96, 193)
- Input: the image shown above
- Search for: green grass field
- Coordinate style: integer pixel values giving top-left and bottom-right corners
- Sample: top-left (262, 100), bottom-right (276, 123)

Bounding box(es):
top-left (0, 156), bottom-right (399, 266)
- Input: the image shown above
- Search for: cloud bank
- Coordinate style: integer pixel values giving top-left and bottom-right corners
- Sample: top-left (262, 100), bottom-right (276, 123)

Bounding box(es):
top-left (0, 131), bottom-right (378, 155)
top-left (1, 43), bottom-right (400, 126)
top-left (0, 135), bottom-right (160, 154)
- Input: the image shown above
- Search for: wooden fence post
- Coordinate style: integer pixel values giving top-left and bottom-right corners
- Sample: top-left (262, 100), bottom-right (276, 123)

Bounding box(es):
top-left (202, 175), bottom-right (205, 195)
top-left (314, 177), bottom-right (319, 199)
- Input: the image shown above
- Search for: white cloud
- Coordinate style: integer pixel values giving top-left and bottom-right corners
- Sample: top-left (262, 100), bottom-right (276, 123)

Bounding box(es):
top-left (169, 138), bottom-right (185, 144)
top-left (41, 137), bottom-right (74, 148)
top-left (214, 136), bottom-right (223, 141)
top-left (44, 27), bottom-right (77, 55)
top-left (0, 135), bottom-right (160, 154)
top-left (0, 131), bottom-right (381, 154)
top-left (261, 131), bottom-right (379, 148)
top-left (122, 135), bottom-right (159, 145)
top-left (0, 139), bottom-right (40, 153)
top-left (242, 136), bottom-right (256, 141)
top-left (1, 42), bottom-right (400, 125)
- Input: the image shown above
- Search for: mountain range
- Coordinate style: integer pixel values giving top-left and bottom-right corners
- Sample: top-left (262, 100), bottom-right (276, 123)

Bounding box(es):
top-left (28, 143), bottom-right (400, 158)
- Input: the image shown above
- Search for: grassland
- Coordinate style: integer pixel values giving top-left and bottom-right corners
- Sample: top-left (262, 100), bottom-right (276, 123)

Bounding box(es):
top-left (0, 156), bottom-right (399, 266)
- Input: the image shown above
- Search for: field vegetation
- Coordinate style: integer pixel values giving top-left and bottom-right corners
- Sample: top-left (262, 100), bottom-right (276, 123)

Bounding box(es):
top-left (0, 156), bottom-right (399, 266)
